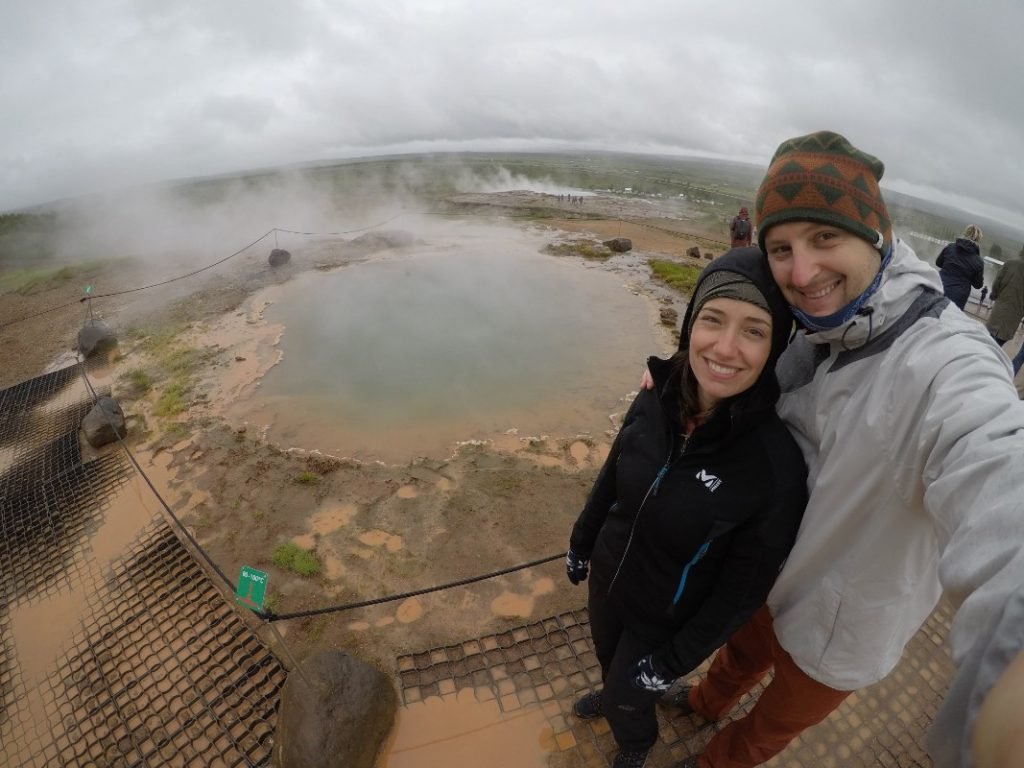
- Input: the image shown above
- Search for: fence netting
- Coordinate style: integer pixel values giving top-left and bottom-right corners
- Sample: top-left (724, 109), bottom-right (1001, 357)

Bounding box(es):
top-left (0, 360), bottom-right (286, 767)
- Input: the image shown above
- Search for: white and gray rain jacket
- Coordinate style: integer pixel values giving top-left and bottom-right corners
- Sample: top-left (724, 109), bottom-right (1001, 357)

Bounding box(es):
top-left (765, 239), bottom-right (1024, 767)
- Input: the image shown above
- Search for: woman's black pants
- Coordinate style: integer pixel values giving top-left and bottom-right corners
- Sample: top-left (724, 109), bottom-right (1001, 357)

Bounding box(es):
top-left (587, 580), bottom-right (673, 753)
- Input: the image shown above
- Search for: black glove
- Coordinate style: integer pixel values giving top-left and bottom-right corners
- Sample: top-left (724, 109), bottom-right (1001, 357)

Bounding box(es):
top-left (631, 654), bottom-right (674, 693)
top-left (565, 549), bottom-right (589, 585)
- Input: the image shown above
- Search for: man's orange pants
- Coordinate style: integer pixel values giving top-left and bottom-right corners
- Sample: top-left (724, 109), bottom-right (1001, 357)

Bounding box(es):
top-left (687, 606), bottom-right (852, 768)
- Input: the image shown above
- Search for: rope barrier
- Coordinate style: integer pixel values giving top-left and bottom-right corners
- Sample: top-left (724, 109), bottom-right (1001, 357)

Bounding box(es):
top-left (76, 348), bottom-right (568, 624)
top-left (260, 552), bottom-right (566, 623)
top-left (0, 212), bottom-right (405, 331)
top-left (82, 228), bottom-right (276, 302)
top-left (2, 204), bottom-right (728, 331)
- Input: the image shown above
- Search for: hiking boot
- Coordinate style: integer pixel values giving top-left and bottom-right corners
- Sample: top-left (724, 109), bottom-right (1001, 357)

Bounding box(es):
top-left (612, 748), bottom-right (650, 768)
top-left (572, 690), bottom-right (603, 720)
top-left (658, 684), bottom-right (695, 715)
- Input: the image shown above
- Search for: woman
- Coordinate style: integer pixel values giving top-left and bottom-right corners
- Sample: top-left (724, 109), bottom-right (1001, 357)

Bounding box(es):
top-left (564, 247), bottom-right (807, 768)
top-left (936, 224), bottom-right (985, 310)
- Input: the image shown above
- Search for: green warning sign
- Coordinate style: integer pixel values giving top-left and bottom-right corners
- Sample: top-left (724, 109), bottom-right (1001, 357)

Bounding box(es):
top-left (235, 565), bottom-right (268, 611)
top-left (84, 284), bottom-right (93, 295)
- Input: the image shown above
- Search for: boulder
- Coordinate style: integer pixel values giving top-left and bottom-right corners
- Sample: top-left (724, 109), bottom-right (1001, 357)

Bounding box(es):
top-left (704, 252), bottom-right (715, 261)
top-left (685, 246), bottom-right (701, 260)
top-left (269, 249), bottom-right (292, 267)
top-left (659, 307), bottom-right (679, 327)
top-left (77, 319), bottom-right (118, 358)
top-left (81, 396), bottom-right (127, 448)
top-left (273, 650), bottom-right (396, 768)
top-left (602, 237), bottom-right (633, 253)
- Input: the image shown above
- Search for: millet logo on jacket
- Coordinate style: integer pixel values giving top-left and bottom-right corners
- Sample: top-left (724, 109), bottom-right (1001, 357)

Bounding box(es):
top-left (696, 469), bottom-right (722, 492)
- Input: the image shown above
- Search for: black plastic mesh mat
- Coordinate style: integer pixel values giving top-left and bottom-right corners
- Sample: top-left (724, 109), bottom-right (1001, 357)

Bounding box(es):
top-left (0, 363), bottom-right (287, 767)
top-left (396, 601), bottom-right (956, 767)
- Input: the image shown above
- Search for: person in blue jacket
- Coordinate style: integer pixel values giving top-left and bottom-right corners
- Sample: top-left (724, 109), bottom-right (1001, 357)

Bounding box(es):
top-left (936, 224), bottom-right (985, 309)
top-left (564, 247), bottom-right (807, 768)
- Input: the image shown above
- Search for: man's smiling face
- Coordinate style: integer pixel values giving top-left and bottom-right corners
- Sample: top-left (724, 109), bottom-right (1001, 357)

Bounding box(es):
top-left (763, 221), bottom-right (882, 317)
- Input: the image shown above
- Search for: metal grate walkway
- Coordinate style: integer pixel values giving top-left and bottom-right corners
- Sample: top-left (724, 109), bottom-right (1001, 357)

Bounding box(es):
top-left (1, 363), bottom-right (286, 767)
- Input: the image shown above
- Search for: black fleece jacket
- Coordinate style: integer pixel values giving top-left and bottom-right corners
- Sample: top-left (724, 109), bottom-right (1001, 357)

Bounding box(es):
top-left (569, 247), bottom-right (807, 678)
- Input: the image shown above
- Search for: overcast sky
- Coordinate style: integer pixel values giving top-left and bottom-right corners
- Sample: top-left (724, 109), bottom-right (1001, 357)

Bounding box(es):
top-left (2, 0), bottom-right (1022, 223)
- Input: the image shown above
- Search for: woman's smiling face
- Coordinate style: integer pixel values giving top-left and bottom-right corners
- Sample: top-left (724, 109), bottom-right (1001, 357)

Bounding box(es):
top-left (688, 297), bottom-right (773, 413)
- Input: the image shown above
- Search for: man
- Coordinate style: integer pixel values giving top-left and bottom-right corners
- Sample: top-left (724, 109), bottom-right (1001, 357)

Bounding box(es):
top-left (634, 131), bottom-right (1024, 767)
top-left (729, 206), bottom-right (753, 247)
top-left (986, 246), bottom-right (1024, 376)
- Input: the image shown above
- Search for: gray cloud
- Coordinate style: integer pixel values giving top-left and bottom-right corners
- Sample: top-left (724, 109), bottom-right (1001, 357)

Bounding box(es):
top-left (2, 0), bottom-right (1021, 222)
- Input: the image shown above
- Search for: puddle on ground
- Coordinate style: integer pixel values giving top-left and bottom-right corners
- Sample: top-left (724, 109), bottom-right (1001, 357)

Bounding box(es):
top-left (9, 469), bottom-right (161, 682)
top-left (491, 592), bottom-right (536, 619)
top-left (310, 502), bottom-right (358, 533)
top-left (380, 689), bottom-right (552, 768)
top-left (396, 598), bottom-right (424, 624)
top-left (226, 224), bottom-right (664, 463)
top-left (359, 530), bottom-right (404, 552)
top-left (531, 577), bottom-right (555, 597)
top-left (321, 546), bottom-right (346, 579)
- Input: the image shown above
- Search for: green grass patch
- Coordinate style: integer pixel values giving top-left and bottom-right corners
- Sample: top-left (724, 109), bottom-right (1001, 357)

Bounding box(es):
top-left (136, 323), bottom-right (190, 357)
top-left (153, 378), bottom-right (189, 417)
top-left (649, 259), bottom-right (703, 296)
top-left (293, 470), bottom-right (320, 485)
top-left (544, 241), bottom-right (612, 260)
top-left (0, 265), bottom-right (75, 295)
top-left (272, 542), bottom-right (322, 577)
top-left (120, 367), bottom-right (152, 395)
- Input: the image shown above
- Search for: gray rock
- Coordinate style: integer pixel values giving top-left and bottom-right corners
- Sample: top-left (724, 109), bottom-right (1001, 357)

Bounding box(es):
top-left (704, 251), bottom-right (715, 261)
top-left (77, 319), bottom-right (118, 358)
top-left (269, 249), bottom-right (292, 267)
top-left (685, 246), bottom-right (701, 260)
top-left (603, 237), bottom-right (633, 253)
top-left (273, 650), bottom-right (396, 768)
top-left (660, 307), bottom-right (679, 327)
top-left (81, 396), bottom-right (127, 448)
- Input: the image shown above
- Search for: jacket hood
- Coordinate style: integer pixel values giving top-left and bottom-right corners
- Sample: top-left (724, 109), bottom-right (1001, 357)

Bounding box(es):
top-left (803, 239), bottom-right (942, 348)
top-left (666, 246), bottom-right (793, 414)
top-left (954, 237), bottom-right (981, 256)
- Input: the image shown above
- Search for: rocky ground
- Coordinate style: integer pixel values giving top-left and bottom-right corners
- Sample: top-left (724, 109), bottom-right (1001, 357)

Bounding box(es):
top-left (1, 191), bottom-right (724, 673)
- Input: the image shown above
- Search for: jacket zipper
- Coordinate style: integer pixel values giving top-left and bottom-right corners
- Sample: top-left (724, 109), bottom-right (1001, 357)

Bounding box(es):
top-left (607, 431), bottom-right (690, 595)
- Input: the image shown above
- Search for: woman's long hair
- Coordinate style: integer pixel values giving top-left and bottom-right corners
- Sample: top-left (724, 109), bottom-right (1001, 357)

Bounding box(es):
top-left (667, 348), bottom-right (707, 428)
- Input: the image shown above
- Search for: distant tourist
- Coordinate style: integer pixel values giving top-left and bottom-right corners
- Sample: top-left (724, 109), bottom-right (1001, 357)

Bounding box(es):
top-left (566, 248), bottom-right (806, 768)
top-left (730, 206), bottom-right (753, 247)
top-left (986, 245), bottom-right (1024, 376)
top-left (936, 225), bottom-right (985, 310)
top-left (980, 284), bottom-right (988, 308)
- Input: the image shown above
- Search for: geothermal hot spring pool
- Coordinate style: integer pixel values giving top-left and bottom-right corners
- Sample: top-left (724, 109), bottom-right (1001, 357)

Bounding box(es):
top-left (229, 225), bottom-right (667, 463)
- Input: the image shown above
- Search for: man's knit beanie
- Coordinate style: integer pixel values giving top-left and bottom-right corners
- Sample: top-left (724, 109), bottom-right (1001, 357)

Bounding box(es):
top-left (754, 131), bottom-right (893, 255)
top-left (686, 270), bottom-right (770, 336)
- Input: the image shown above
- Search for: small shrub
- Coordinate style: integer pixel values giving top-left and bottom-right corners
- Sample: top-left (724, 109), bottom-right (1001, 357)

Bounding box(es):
top-left (272, 542), bottom-right (322, 577)
top-left (649, 260), bottom-right (703, 296)
top-left (293, 470), bottom-right (320, 485)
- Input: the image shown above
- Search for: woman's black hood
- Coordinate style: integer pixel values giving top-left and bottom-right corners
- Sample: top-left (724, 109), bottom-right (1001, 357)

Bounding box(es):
top-left (655, 246), bottom-right (793, 415)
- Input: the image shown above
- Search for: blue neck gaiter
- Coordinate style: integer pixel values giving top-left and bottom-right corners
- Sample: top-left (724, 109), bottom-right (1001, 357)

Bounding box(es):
top-left (790, 244), bottom-right (893, 333)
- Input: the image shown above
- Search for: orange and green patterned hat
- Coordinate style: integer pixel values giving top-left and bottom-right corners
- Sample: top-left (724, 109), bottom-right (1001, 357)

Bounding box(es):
top-left (755, 131), bottom-right (893, 254)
